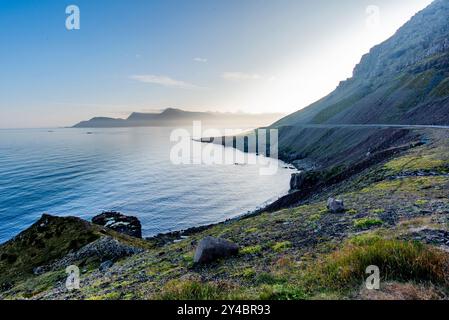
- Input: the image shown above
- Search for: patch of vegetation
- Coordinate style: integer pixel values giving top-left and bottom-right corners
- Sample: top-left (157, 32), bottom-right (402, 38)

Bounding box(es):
top-left (415, 199), bottom-right (429, 206)
top-left (255, 272), bottom-right (279, 285)
top-left (361, 176), bottom-right (446, 194)
top-left (88, 292), bottom-right (121, 300)
top-left (245, 227), bottom-right (259, 234)
top-left (307, 239), bottom-right (449, 291)
top-left (241, 245), bottom-right (262, 255)
top-left (155, 279), bottom-right (233, 300)
top-left (272, 241), bottom-right (292, 253)
top-left (384, 155), bottom-right (446, 172)
top-left (308, 214), bottom-right (322, 222)
top-left (348, 233), bottom-right (382, 246)
top-left (354, 218), bottom-right (383, 229)
top-left (258, 284), bottom-right (308, 300)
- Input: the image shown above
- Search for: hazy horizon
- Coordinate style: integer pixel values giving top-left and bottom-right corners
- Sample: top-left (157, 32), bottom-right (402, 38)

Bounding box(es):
top-left (0, 0), bottom-right (434, 128)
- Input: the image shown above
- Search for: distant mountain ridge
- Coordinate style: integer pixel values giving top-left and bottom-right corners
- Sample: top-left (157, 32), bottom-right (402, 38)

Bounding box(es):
top-left (73, 108), bottom-right (284, 128)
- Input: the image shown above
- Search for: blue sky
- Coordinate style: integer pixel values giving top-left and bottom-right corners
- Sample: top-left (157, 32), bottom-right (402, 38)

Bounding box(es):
top-left (0, 0), bottom-right (433, 128)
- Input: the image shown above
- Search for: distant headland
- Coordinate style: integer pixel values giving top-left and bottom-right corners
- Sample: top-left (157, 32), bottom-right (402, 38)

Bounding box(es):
top-left (72, 108), bottom-right (285, 128)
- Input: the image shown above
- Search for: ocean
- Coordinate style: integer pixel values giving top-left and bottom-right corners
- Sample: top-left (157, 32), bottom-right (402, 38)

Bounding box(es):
top-left (0, 127), bottom-right (295, 243)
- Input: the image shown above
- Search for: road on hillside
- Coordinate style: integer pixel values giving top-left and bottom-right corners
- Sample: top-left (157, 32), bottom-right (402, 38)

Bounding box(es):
top-left (278, 124), bottom-right (449, 130)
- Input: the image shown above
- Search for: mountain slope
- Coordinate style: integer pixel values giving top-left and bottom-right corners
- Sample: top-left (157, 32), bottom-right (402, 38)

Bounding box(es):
top-left (266, 0), bottom-right (449, 172)
top-left (274, 0), bottom-right (449, 127)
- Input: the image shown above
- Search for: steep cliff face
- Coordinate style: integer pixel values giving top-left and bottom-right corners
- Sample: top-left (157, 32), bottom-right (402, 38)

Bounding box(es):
top-left (268, 0), bottom-right (449, 170)
top-left (274, 0), bottom-right (449, 127)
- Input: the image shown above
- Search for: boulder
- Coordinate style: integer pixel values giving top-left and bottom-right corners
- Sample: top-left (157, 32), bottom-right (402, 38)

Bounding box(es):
top-left (327, 198), bottom-right (345, 213)
top-left (194, 237), bottom-right (239, 265)
top-left (99, 260), bottom-right (114, 272)
top-left (92, 212), bottom-right (142, 238)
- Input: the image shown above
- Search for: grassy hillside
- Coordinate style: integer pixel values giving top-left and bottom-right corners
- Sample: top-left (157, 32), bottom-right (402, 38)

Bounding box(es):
top-left (1, 129), bottom-right (448, 300)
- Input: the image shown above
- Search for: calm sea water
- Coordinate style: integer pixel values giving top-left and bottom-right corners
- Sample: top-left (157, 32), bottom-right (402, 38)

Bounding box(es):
top-left (0, 127), bottom-right (294, 243)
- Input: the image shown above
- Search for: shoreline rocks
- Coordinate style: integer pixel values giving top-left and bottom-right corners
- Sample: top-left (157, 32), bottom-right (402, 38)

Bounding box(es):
top-left (92, 212), bottom-right (142, 238)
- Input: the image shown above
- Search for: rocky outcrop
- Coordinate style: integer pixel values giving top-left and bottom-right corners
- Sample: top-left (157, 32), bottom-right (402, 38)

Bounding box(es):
top-left (327, 198), bottom-right (345, 213)
top-left (35, 236), bottom-right (143, 274)
top-left (92, 212), bottom-right (142, 238)
top-left (0, 213), bottom-right (148, 290)
top-left (194, 237), bottom-right (239, 265)
top-left (289, 171), bottom-right (321, 191)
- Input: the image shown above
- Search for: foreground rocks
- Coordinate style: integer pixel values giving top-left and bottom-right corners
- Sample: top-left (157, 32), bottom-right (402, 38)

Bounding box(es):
top-left (194, 237), bottom-right (239, 264)
top-left (92, 212), bottom-right (142, 238)
top-left (35, 236), bottom-right (144, 274)
top-left (0, 214), bottom-right (148, 291)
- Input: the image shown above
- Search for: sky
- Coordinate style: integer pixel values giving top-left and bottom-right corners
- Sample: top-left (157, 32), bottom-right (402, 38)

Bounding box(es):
top-left (0, 0), bottom-right (434, 128)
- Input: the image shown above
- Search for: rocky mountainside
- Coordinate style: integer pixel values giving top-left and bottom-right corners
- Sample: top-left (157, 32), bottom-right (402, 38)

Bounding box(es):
top-left (274, 0), bottom-right (449, 127)
top-left (261, 0), bottom-right (449, 175)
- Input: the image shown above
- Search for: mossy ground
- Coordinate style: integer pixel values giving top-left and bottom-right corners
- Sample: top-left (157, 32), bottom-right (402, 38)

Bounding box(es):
top-left (1, 130), bottom-right (449, 300)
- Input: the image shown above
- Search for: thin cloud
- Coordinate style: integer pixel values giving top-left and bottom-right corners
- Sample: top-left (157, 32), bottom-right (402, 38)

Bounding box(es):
top-left (130, 74), bottom-right (199, 89)
top-left (222, 72), bottom-right (264, 81)
top-left (194, 57), bottom-right (208, 63)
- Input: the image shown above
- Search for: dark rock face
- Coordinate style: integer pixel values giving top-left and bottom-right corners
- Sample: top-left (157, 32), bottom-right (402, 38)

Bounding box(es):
top-left (289, 171), bottom-right (321, 191)
top-left (92, 212), bottom-right (142, 238)
top-left (194, 237), bottom-right (239, 265)
top-left (327, 198), bottom-right (345, 213)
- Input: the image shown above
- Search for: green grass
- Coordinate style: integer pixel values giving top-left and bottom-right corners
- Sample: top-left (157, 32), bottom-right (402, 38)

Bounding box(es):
top-left (272, 241), bottom-right (292, 253)
top-left (353, 218), bottom-right (383, 229)
top-left (241, 245), bottom-right (262, 255)
top-left (308, 214), bottom-right (322, 222)
top-left (415, 199), bottom-right (429, 206)
top-left (155, 280), bottom-right (231, 300)
top-left (384, 155), bottom-right (446, 172)
top-left (258, 284), bottom-right (308, 300)
top-left (307, 238), bottom-right (449, 291)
